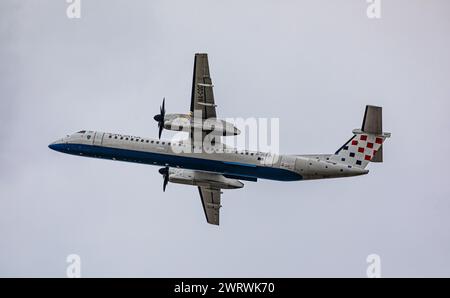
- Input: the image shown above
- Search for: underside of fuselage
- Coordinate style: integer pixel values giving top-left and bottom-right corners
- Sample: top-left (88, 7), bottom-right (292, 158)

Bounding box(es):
top-left (49, 143), bottom-right (303, 182)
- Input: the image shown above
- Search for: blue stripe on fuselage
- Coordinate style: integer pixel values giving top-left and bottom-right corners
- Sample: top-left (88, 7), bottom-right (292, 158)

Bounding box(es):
top-left (50, 143), bottom-right (302, 181)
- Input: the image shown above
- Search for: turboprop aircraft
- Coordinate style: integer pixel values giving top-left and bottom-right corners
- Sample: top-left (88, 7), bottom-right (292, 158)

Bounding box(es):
top-left (49, 53), bottom-right (391, 225)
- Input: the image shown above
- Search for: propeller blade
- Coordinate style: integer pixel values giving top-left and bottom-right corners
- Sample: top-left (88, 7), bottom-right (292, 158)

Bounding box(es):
top-left (163, 174), bottom-right (168, 192)
top-left (155, 97), bottom-right (166, 139)
top-left (158, 166), bottom-right (169, 192)
top-left (158, 123), bottom-right (163, 139)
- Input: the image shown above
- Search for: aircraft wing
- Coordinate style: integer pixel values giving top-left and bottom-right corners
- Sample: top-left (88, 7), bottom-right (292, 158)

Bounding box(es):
top-left (197, 186), bottom-right (221, 225)
top-left (190, 53), bottom-right (217, 119)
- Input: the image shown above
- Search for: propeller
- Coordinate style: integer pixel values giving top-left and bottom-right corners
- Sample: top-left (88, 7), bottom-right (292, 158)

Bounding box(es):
top-left (153, 97), bottom-right (165, 139)
top-left (158, 166), bottom-right (169, 192)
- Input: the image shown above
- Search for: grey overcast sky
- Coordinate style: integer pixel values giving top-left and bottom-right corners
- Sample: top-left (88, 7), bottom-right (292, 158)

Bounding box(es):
top-left (1, 0), bottom-right (450, 277)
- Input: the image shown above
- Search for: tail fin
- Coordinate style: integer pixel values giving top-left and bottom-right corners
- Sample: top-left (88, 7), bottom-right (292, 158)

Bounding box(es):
top-left (330, 105), bottom-right (391, 169)
top-left (361, 105), bottom-right (383, 162)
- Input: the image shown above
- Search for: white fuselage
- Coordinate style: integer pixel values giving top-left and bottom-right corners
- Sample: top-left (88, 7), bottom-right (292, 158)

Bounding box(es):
top-left (49, 130), bottom-right (368, 182)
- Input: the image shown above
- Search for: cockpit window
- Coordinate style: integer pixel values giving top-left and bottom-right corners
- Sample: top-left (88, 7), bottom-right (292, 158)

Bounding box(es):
top-left (77, 130), bottom-right (86, 134)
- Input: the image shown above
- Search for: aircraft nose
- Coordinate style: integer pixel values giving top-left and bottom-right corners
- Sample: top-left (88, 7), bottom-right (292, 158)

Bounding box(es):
top-left (48, 140), bottom-right (63, 151)
top-left (48, 142), bottom-right (57, 150)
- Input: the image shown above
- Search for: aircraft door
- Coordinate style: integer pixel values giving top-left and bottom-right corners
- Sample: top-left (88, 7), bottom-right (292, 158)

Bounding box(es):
top-left (93, 132), bottom-right (104, 146)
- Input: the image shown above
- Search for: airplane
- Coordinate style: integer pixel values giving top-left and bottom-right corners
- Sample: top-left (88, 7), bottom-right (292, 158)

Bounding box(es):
top-left (49, 53), bottom-right (391, 226)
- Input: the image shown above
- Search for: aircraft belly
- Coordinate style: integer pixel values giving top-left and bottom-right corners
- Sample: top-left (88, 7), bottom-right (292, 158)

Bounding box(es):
top-left (61, 143), bottom-right (302, 181)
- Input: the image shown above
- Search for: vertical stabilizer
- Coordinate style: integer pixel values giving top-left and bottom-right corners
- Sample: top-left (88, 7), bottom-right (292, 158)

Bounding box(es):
top-left (329, 105), bottom-right (390, 169)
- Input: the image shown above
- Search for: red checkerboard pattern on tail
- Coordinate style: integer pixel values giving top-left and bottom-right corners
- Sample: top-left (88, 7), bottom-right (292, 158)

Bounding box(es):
top-left (330, 133), bottom-right (386, 169)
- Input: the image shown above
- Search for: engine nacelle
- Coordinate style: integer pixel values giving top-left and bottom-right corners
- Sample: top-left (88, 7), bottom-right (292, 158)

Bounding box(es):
top-left (163, 114), bottom-right (240, 136)
top-left (168, 168), bottom-right (244, 189)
